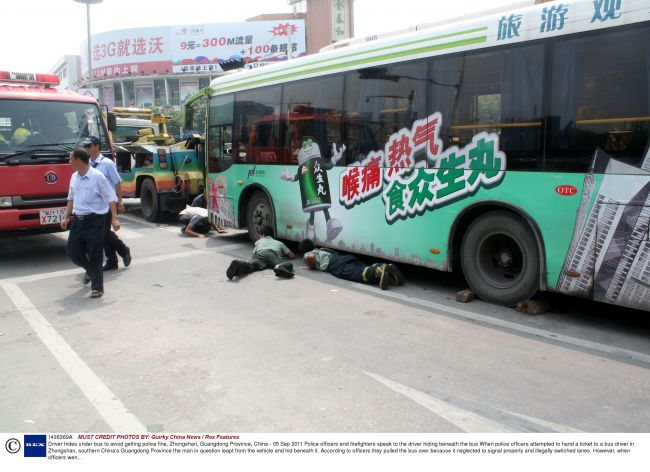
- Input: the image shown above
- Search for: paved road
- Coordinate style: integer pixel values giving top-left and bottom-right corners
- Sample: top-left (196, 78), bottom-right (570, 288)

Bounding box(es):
top-left (1, 206), bottom-right (649, 433)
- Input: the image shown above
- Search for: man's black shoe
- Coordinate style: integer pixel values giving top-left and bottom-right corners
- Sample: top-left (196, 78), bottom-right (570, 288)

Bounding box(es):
top-left (102, 262), bottom-right (118, 271)
top-left (386, 263), bottom-right (405, 285)
top-left (82, 273), bottom-right (91, 285)
top-left (226, 260), bottom-right (239, 280)
top-left (122, 250), bottom-right (132, 267)
top-left (274, 264), bottom-right (295, 278)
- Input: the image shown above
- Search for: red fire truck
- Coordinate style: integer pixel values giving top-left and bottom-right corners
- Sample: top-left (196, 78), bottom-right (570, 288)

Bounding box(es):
top-left (0, 71), bottom-right (112, 233)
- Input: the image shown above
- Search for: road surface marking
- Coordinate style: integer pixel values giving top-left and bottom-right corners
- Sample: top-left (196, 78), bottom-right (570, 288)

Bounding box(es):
top-left (120, 214), bottom-right (181, 234)
top-left (112, 227), bottom-right (143, 240)
top-left (0, 244), bottom-right (247, 285)
top-left (363, 371), bottom-right (517, 433)
top-left (1, 282), bottom-right (147, 433)
top-left (364, 371), bottom-right (583, 433)
top-left (501, 409), bottom-right (584, 433)
top-left (51, 227), bottom-right (143, 241)
top-left (353, 283), bottom-right (650, 365)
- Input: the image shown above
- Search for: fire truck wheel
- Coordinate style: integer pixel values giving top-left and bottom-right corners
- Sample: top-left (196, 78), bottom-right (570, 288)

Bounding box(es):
top-left (140, 178), bottom-right (161, 222)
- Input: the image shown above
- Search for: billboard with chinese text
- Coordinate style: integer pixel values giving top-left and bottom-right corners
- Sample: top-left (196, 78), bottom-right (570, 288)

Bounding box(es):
top-left (81, 20), bottom-right (305, 80)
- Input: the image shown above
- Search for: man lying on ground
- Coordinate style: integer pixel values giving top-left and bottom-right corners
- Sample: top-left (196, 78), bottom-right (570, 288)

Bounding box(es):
top-left (226, 225), bottom-right (296, 279)
top-left (298, 239), bottom-right (404, 290)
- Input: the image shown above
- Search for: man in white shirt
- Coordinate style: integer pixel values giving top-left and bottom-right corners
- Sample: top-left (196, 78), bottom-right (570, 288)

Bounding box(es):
top-left (178, 204), bottom-right (225, 238)
top-left (83, 136), bottom-right (131, 271)
top-left (61, 148), bottom-right (120, 298)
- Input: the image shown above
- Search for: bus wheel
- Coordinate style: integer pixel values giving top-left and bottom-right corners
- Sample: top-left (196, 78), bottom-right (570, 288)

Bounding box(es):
top-left (140, 178), bottom-right (161, 222)
top-left (246, 192), bottom-right (275, 241)
top-left (460, 211), bottom-right (539, 306)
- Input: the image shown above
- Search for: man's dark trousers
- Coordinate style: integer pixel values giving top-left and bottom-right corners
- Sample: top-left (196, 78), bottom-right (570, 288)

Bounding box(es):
top-left (103, 212), bottom-right (128, 266)
top-left (327, 254), bottom-right (377, 283)
top-left (67, 214), bottom-right (105, 291)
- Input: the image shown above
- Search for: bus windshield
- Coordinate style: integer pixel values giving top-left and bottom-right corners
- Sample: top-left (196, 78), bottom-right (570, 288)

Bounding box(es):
top-left (0, 99), bottom-right (109, 155)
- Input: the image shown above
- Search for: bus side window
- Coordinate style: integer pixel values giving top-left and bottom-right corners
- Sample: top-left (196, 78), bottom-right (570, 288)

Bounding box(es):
top-left (208, 94), bottom-right (235, 172)
top-left (281, 74), bottom-right (344, 165)
top-left (546, 27), bottom-right (650, 172)
top-left (234, 86), bottom-right (282, 164)
top-left (344, 61), bottom-right (427, 167)
top-left (208, 125), bottom-right (233, 173)
top-left (430, 45), bottom-right (545, 172)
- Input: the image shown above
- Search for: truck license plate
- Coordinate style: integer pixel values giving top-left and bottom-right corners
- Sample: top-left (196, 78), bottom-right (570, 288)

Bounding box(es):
top-left (39, 208), bottom-right (66, 225)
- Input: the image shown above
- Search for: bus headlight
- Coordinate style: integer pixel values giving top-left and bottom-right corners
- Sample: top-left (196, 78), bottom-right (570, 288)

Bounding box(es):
top-left (0, 197), bottom-right (12, 207)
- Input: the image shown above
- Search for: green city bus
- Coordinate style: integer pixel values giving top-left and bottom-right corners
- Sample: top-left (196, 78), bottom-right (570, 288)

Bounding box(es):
top-left (194, 0), bottom-right (650, 310)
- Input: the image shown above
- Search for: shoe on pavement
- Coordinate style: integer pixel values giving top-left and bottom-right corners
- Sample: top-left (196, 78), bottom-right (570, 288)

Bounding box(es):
top-left (386, 263), bottom-right (405, 285)
top-left (274, 264), bottom-right (295, 278)
top-left (122, 250), bottom-right (132, 267)
top-left (90, 289), bottom-right (103, 298)
top-left (226, 260), bottom-right (240, 280)
top-left (375, 264), bottom-right (389, 290)
top-left (82, 273), bottom-right (91, 285)
top-left (103, 262), bottom-right (118, 271)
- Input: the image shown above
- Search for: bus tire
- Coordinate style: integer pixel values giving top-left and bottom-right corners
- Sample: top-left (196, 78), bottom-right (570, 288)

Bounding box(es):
top-left (460, 211), bottom-right (539, 306)
top-left (140, 178), bottom-right (161, 222)
top-left (246, 191), bottom-right (275, 241)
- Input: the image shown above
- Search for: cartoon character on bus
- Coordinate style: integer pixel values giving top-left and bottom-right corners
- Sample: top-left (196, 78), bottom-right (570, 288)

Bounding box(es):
top-left (281, 136), bottom-right (346, 241)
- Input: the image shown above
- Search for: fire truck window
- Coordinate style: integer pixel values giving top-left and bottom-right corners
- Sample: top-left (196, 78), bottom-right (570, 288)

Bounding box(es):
top-left (0, 100), bottom-right (108, 152)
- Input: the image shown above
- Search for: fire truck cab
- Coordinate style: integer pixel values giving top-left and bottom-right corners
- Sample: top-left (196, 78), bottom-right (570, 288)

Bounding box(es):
top-left (0, 71), bottom-right (112, 234)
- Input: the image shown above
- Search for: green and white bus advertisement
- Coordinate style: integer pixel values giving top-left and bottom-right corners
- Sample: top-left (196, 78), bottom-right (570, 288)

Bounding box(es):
top-left (198, 0), bottom-right (650, 311)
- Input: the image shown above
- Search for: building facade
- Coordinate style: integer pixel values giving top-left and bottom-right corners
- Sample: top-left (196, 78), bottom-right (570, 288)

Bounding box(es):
top-left (52, 2), bottom-right (359, 109)
top-left (53, 17), bottom-right (307, 111)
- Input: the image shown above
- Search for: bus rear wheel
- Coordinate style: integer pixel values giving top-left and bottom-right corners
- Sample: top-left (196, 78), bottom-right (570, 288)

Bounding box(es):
top-left (460, 211), bottom-right (539, 306)
top-left (246, 192), bottom-right (275, 241)
top-left (140, 178), bottom-right (161, 222)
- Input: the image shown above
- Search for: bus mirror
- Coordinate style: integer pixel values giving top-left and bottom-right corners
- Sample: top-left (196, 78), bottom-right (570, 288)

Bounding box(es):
top-left (183, 107), bottom-right (194, 132)
top-left (107, 113), bottom-right (117, 132)
top-left (185, 133), bottom-right (204, 149)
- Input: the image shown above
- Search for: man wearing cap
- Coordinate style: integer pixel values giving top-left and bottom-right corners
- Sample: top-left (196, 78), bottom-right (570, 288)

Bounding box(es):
top-left (61, 148), bottom-right (121, 298)
top-left (83, 136), bottom-right (132, 271)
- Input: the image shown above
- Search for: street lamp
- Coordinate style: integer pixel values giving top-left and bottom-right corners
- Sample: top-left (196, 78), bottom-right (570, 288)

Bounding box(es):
top-left (74, 0), bottom-right (103, 93)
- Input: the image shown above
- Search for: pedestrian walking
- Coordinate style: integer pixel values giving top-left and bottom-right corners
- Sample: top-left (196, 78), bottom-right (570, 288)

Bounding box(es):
top-left (60, 148), bottom-right (120, 298)
top-left (226, 225), bottom-right (296, 279)
top-left (83, 136), bottom-right (131, 271)
top-left (299, 239), bottom-right (405, 290)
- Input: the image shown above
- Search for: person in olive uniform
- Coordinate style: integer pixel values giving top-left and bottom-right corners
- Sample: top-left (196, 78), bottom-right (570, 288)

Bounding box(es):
top-left (226, 225), bottom-right (296, 279)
